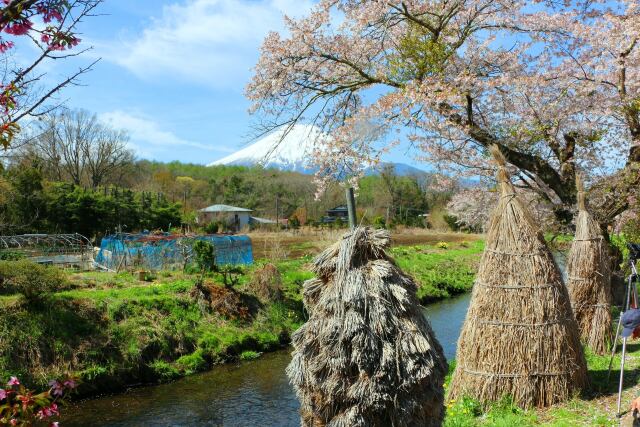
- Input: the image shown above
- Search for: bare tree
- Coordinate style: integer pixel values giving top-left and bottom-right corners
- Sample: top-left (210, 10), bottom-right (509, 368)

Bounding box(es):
top-left (83, 124), bottom-right (133, 188)
top-left (1, 1), bottom-right (102, 148)
top-left (32, 108), bottom-right (134, 188)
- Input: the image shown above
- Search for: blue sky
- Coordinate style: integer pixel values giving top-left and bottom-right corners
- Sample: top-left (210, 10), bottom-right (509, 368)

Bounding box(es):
top-left (41, 0), bottom-right (420, 167)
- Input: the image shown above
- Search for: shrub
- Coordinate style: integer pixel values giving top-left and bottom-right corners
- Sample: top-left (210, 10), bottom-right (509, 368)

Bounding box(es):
top-left (289, 215), bottom-right (300, 229)
top-left (0, 251), bottom-right (25, 261)
top-left (204, 221), bottom-right (219, 234)
top-left (0, 260), bottom-right (67, 301)
top-left (247, 263), bottom-right (283, 303)
top-left (372, 216), bottom-right (386, 229)
top-left (148, 360), bottom-right (181, 382)
top-left (436, 241), bottom-right (449, 249)
top-left (443, 214), bottom-right (460, 231)
top-left (192, 240), bottom-right (216, 273)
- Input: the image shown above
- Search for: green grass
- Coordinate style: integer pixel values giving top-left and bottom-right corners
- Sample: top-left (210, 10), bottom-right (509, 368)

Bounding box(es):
top-left (392, 240), bottom-right (484, 302)
top-left (0, 241), bottom-right (484, 398)
top-left (0, 265), bottom-right (303, 394)
top-left (443, 346), bottom-right (640, 426)
top-left (239, 350), bottom-right (261, 361)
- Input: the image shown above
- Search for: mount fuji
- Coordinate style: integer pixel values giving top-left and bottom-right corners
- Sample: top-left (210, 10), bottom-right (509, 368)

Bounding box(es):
top-left (209, 124), bottom-right (426, 176)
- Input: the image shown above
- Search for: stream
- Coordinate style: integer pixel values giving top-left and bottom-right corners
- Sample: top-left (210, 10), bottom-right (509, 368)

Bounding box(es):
top-left (61, 292), bottom-right (472, 427)
top-left (61, 252), bottom-right (567, 426)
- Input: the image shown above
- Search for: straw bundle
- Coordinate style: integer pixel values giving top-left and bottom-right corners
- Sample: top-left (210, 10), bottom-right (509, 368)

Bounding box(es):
top-left (287, 227), bottom-right (447, 427)
top-left (449, 146), bottom-right (588, 408)
top-left (566, 175), bottom-right (612, 355)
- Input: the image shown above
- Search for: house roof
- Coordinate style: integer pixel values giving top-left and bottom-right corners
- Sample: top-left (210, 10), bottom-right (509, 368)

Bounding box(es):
top-left (199, 204), bottom-right (253, 213)
top-left (250, 216), bottom-right (276, 224)
top-left (327, 205), bottom-right (348, 212)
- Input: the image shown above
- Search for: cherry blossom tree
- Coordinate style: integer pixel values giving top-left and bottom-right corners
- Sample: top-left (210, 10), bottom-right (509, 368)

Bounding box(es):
top-left (0, 0), bottom-right (101, 149)
top-left (247, 0), bottom-right (632, 226)
top-left (531, 0), bottom-right (640, 223)
top-left (447, 185), bottom-right (558, 232)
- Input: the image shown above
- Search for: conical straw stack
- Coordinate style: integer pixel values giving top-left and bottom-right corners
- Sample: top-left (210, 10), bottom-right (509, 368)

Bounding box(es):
top-left (449, 146), bottom-right (588, 408)
top-left (566, 174), bottom-right (612, 355)
top-left (287, 227), bottom-right (447, 426)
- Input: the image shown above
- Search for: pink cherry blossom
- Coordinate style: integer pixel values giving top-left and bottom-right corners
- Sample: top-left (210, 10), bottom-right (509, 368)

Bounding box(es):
top-left (248, 0), bottom-right (639, 222)
top-left (3, 20), bottom-right (32, 36)
top-left (0, 40), bottom-right (13, 53)
top-left (7, 376), bottom-right (20, 386)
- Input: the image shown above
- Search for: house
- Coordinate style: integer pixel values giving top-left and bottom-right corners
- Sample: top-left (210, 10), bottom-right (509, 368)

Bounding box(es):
top-left (322, 205), bottom-right (349, 223)
top-left (198, 204), bottom-right (253, 232)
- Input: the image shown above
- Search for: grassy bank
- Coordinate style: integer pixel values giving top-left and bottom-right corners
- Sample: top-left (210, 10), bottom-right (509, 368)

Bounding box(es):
top-left (392, 239), bottom-right (483, 303)
top-left (444, 345), bottom-right (640, 426)
top-left (0, 239), bottom-right (482, 397)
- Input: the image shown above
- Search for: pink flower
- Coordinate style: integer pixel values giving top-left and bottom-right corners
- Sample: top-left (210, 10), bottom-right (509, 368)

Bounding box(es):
top-left (4, 20), bottom-right (32, 36)
top-left (7, 376), bottom-right (20, 386)
top-left (37, 403), bottom-right (60, 419)
top-left (9, 419), bottom-right (17, 426)
top-left (49, 380), bottom-right (64, 397)
top-left (0, 40), bottom-right (14, 53)
top-left (36, 5), bottom-right (63, 23)
top-left (41, 34), bottom-right (51, 44)
top-left (50, 422), bottom-right (60, 427)
top-left (0, 389), bottom-right (6, 400)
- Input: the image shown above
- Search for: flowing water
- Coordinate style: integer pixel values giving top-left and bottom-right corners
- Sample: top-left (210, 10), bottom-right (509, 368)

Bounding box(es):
top-left (61, 251), bottom-right (567, 426)
top-left (61, 292), bottom-right (472, 427)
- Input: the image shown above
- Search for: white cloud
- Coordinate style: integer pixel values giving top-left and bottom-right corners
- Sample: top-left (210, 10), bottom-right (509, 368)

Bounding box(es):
top-left (99, 110), bottom-right (233, 157)
top-left (102, 0), bottom-right (313, 88)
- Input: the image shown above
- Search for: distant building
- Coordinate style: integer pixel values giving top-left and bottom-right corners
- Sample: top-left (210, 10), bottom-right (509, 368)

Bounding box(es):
top-left (198, 204), bottom-right (253, 232)
top-left (249, 216), bottom-right (277, 225)
top-left (322, 205), bottom-right (349, 224)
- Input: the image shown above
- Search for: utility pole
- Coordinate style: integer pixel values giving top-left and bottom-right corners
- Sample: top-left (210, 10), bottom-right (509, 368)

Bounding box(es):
top-left (275, 193), bottom-right (280, 231)
top-left (345, 187), bottom-right (357, 230)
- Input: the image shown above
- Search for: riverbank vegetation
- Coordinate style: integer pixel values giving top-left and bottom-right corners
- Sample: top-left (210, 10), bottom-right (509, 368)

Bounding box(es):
top-left (0, 237), bottom-right (481, 398)
top-left (445, 347), bottom-right (640, 426)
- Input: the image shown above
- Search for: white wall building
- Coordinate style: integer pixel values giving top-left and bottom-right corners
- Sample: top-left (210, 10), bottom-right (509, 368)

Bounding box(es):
top-left (198, 204), bottom-right (253, 232)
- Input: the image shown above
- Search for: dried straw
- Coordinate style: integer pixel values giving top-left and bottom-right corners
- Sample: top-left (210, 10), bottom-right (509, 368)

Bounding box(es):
top-left (287, 227), bottom-right (447, 426)
top-left (566, 174), bottom-right (612, 355)
top-left (449, 146), bottom-right (588, 408)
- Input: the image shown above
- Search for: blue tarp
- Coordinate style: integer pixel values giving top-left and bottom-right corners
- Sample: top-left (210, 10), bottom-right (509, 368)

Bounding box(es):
top-left (95, 233), bottom-right (253, 271)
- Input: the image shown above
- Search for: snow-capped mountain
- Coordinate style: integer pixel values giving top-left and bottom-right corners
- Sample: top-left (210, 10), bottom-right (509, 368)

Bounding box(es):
top-left (209, 124), bottom-right (427, 176)
top-left (209, 124), bottom-right (322, 173)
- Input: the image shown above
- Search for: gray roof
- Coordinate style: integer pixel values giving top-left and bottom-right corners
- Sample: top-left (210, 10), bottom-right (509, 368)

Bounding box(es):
top-left (199, 204), bottom-right (253, 213)
top-left (250, 216), bottom-right (276, 224)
